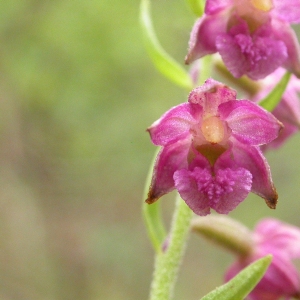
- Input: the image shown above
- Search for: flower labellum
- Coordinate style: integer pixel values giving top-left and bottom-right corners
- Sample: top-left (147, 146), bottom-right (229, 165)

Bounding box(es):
top-left (145, 79), bottom-right (282, 216)
top-left (185, 0), bottom-right (300, 80)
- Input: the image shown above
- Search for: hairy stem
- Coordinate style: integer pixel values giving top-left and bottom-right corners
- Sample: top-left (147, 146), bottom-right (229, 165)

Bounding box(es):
top-left (148, 195), bottom-right (193, 300)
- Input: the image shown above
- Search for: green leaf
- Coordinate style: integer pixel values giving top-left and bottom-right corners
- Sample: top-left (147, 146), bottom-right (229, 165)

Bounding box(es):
top-left (200, 255), bottom-right (272, 300)
top-left (143, 148), bottom-right (167, 253)
top-left (259, 71), bottom-right (291, 111)
top-left (186, 0), bottom-right (204, 16)
top-left (140, 0), bottom-right (193, 90)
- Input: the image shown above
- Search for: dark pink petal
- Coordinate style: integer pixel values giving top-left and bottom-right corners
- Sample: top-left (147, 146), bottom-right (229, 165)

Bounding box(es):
top-left (274, 89), bottom-right (300, 127)
top-left (262, 93), bottom-right (300, 150)
top-left (272, 18), bottom-right (300, 77)
top-left (174, 168), bottom-right (211, 216)
top-left (185, 10), bottom-right (229, 64)
top-left (145, 139), bottom-right (190, 204)
top-left (229, 139), bottom-right (278, 209)
top-left (219, 100), bottom-right (283, 145)
top-left (261, 122), bottom-right (297, 151)
top-left (147, 103), bottom-right (201, 146)
top-left (255, 219), bottom-right (300, 259)
top-left (174, 152), bottom-right (211, 215)
top-left (205, 0), bottom-right (233, 14)
top-left (210, 167), bottom-right (252, 214)
top-left (216, 33), bottom-right (250, 78)
top-left (188, 79), bottom-right (237, 114)
top-left (175, 151), bottom-right (252, 215)
top-left (273, 0), bottom-right (300, 23)
top-left (216, 21), bottom-right (287, 79)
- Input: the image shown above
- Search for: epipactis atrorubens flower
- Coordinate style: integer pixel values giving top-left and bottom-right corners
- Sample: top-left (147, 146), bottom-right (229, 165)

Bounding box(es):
top-left (185, 0), bottom-right (300, 80)
top-left (226, 218), bottom-right (300, 300)
top-left (145, 79), bottom-right (282, 216)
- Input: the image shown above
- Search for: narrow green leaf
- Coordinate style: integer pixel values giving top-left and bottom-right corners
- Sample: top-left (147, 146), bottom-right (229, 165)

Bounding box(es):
top-left (140, 0), bottom-right (193, 90)
top-left (143, 148), bottom-right (167, 253)
top-left (186, 0), bottom-right (204, 16)
top-left (200, 255), bottom-right (272, 300)
top-left (259, 71), bottom-right (291, 111)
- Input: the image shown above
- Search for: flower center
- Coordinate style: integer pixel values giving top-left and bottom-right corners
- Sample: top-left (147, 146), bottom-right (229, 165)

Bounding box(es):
top-left (250, 0), bottom-right (273, 12)
top-left (201, 116), bottom-right (225, 144)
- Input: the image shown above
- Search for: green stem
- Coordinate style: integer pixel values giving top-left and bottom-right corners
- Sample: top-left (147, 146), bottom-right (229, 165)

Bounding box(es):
top-left (148, 195), bottom-right (193, 300)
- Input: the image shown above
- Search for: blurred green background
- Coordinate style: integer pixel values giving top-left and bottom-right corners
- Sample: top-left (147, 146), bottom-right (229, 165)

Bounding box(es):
top-left (0, 0), bottom-right (300, 299)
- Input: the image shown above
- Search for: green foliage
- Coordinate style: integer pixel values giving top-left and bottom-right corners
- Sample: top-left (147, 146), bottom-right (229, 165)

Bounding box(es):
top-left (259, 71), bottom-right (291, 111)
top-left (185, 0), bottom-right (204, 16)
top-left (140, 0), bottom-right (193, 90)
top-left (200, 255), bottom-right (272, 300)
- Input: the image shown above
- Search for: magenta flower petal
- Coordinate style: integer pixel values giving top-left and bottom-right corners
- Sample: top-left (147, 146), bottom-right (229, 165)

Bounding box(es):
top-left (174, 153), bottom-right (252, 215)
top-left (185, 11), bottom-right (229, 64)
top-left (209, 167), bottom-right (252, 214)
top-left (146, 139), bottom-right (189, 204)
top-left (219, 100), bottom-right (283, 145)
top-left (174, 167), bottom-right (212, 216)
top-left (262, 123), bottom-right (297, 151)
top-left (273, 0), bottom-right (300, 23)
top-left (205, 0), bottom-right (233, 14)
top-left (215, 21), bottom-right (287, 80)
top-left (272, 18), bottom-right (300, 77)
top-left (273, 89), bottom-right (300, 127)
top-left (148, 103), bottom-right (201, 146)
top-left (229, 139), bottom-right (278, 208)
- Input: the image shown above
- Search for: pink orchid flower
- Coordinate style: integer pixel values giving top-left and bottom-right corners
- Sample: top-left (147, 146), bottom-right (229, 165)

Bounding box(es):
top-left (226, 218), bottom-right (300, 300)
top-left (185, 0), bottom-right (300, 80)
top-left (145, 79), bottom-right (282, 215)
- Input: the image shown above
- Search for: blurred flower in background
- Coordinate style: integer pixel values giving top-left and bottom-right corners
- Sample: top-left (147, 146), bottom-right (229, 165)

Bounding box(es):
top-left (251, 68), bottom-right (300, 151)
top-left (226, 218), bottom-right (300, 300)
top-left (185, 0), bottom-right (300, 79)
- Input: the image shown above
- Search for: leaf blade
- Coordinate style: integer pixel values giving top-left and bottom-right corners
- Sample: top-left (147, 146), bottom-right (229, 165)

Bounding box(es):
top-left (186, 0), bottom-right (204, 16)
top-left (140, 0), bottom-right (193, 89)
top-left (200, 255), bottom-right (272, 300)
